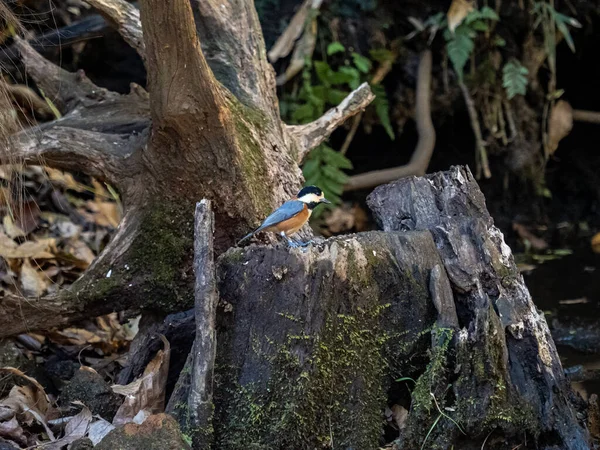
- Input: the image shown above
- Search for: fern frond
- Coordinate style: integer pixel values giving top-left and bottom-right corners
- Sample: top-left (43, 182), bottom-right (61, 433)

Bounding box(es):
top-left (502, 60), bottom-right (529, 99)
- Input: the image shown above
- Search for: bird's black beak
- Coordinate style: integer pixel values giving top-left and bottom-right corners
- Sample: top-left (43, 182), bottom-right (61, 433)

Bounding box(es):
top-left (321, 198), bottom-right (332, 204)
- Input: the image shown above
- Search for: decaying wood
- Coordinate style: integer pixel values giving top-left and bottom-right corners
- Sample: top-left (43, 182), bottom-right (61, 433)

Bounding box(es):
top-left (214, 231), bottom-right (442, 449)
top-left (366, 166), bottom-right (588, 449)
top-left (14, 38), bottom-right (115, 113)
top-left (188, 200), bottom-right (218, 446)
top-left (166, 201), bottom-right (218, 447)
top-left (207, 166), bottom-right (588, 449)
top-left (287, 82), bottom-right (375, 163)
top-left (344, 50), bottom-right (435, 191)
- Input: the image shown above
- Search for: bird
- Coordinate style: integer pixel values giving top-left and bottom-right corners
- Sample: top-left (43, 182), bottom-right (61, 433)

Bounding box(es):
top-left (237, 185), bottom-right (331, 248)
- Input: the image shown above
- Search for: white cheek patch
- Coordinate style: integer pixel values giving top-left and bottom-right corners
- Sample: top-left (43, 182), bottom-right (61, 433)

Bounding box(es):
top-left (298, 193), bottom-right (321, 204)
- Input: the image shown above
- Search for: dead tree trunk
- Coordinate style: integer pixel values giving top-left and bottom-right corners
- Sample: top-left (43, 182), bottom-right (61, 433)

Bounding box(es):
top-left (0, 0), bottom-right (373, 335)
top-left (210, 167), bottom-right (588, 449)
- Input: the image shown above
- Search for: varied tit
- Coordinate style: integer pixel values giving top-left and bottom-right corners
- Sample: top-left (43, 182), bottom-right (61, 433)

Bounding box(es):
top-left (237, 186), bottom-right (331, 248)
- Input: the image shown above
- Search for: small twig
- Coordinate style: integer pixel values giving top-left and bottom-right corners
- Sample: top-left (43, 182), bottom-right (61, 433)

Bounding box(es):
top-left (340, 112), bottom-right (362, 155)
top-left (459, 81), bottom-right (491, 179)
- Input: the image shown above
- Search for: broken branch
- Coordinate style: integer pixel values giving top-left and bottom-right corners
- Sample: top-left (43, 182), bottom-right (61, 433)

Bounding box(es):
top-left (13, 38), bottom-right (114, 113)
top-left (288, 82), bottom-right (375, 163)
top-left (345, 50), bottom-right (434, 192)
top-left (188, 200), bottom-right (218, 447)
top-left (14, 127), bottom-right (136, 187)
top-left (86, 0), bottom-right (145, 60)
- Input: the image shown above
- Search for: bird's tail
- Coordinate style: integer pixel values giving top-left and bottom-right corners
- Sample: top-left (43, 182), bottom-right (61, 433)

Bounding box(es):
top-left (236, 230), bottom-right (256, 246)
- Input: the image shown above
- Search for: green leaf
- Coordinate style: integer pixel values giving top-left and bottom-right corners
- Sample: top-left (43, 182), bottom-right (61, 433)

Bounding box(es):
top-left (327, 88), bottom-right (350, 105)
top-left (351, 52), bottom-right (372, 74)
top-left (554, 11), bottom-right (580, 53)
top-left (314, 61), bottom-right (333, 86)
top-left (493, 36), bottom-right (506, 47)
top-left (479, 6), bottom-right (499, 21)
top-left (322, 164), bottom-right (350, 185)
top-left (327, 41), bottom-right (345, 56)
top-left (322, 146), bottom-right (353, 169)
top-left (446, 26), bottom-right (475, 81)
top-left (502, 60), bottom-right (529, 99)
top-left (371, 85), bottom-right (394, 140)
top-left (338, 66), bottom-right (361, 89)
top-left (320, 177), bottom-right (345, 197)
top-left (424, 12), bottom-right (445, 28)
top-left (470, 20), bottom-right (489, 32)
top-left (292, 103), bottom-right (316, 123)
top-left (302, 158), bottom-right (320, 179)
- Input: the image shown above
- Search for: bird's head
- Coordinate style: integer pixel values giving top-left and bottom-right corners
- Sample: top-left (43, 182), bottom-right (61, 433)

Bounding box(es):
top-left (296, 185), bottom-right (331, 210)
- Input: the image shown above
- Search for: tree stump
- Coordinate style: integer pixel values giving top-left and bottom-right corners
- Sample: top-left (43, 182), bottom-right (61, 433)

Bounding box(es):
top-left (210, 166), bottom-right (589, 449)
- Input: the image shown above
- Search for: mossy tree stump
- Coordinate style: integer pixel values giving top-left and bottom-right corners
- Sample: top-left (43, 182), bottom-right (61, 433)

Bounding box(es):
top-left (215, 231), bottom-right (441, 449)
top-left (0, 0), bottom-right (374, 335)
top-left (207, 166), bottom-right (589, 449)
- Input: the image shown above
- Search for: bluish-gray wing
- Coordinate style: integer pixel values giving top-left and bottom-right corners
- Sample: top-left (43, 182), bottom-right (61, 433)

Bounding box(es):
top-left (256, 200), bottom-right (305, 232)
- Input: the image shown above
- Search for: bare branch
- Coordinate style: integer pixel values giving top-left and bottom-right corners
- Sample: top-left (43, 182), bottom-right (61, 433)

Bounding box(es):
top-left (345, 51), bottom-right (434, 192)
top-left (86, 0), bottom-right (145, 60)
top-left (459, 81), bottom-right (490, 179)
top-left (191, 0), bottom-right (279, 114)
top-left (13, 38), bottom-right (114, 113)
top-left (287, 82), bottom-right (375, 163)
top-left (13, 126), bottom-right (137, 186)
top-left (139, 0), bottom-right (223, 125)
top-left (572, 109), bottom-right (600, 124)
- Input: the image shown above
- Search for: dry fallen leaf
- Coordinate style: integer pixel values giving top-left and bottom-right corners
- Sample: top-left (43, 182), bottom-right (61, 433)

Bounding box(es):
top-left (45, 168), bottom-right (85, 192)
top-left (80, 201), bottom-right (120, 228)
top-left (547, 100), bottom-right (573, 156)
top-left (0, 239), bottom-right (54, 260)
top-left (19, 259), bottom-right (50, 297)
top-left (0, 416), bottom-right (26, 445)
top-left (2, 216), bottom-right (25, 239)
top-left (64, 239), bottom-right (95, 268)
top-left (0, 367), bottom-right (55, 440)
top-left (88, 418), bottom-right (115, 445)
top-left (447, 0), bottom-right (475, 33)
top-left (111, 335), bottom-right (171, 426)
top-left (43, 403), bottom-right (92, 450)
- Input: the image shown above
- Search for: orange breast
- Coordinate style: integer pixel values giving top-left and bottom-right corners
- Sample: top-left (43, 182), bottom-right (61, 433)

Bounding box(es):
top-left (264, 204), bottom-right (310, 236)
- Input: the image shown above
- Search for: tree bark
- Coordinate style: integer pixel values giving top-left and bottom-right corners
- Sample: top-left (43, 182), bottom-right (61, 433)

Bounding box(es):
top-left (367, 166), bottom-right (588, 449)
top-left (0, 0), bottom-right (374, 336)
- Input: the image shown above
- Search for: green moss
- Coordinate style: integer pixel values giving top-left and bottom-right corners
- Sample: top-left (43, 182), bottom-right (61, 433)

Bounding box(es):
top-left (130, 201), bottom-right (193, 310)
top-left (227, 96), bottom-right (274, 220)
top-left (217, 305), bottom-right (390, 450)
top-left (410, 327), bottom-right (454, 413)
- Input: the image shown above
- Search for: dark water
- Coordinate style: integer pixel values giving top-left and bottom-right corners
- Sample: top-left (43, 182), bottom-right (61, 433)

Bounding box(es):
top-left (523, 247), bottom-right (600, 399)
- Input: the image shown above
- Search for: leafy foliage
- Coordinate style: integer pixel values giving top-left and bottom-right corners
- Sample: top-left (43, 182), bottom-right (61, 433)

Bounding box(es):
top-left (533, 2), bottom-right (581, 54)
top-left (280, 41), bottom-right (396, 209)
top-left (442, 6), bottom-right (500, 81)
top-left (502, 60), bottom-right (529, 99)
top-left (302, 144), bottom-right (352, 214)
